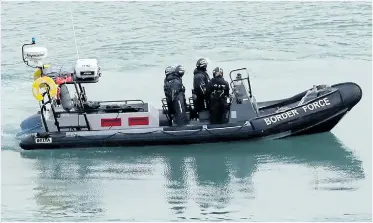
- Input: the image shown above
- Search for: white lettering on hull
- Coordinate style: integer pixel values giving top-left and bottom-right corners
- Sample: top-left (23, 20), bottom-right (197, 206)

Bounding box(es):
top-left (264, 109), bottom-right (299, 125)
top-left (263, 97), bottom-right (331, 126)
top-left (35, 137), bottom-right (52, 143)
top-left (302, 97), bottom-right (330, 112)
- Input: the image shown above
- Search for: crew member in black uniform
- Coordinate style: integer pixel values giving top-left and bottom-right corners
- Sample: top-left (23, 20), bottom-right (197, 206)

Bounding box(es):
top-left (193, 58), bottom-right (211, 113)
top-left (163, 65), bottom-right (189, 126)
top-left (164, 66), bottom-right (175, 125)
top-left (206, 67), bottom-right (230, 124)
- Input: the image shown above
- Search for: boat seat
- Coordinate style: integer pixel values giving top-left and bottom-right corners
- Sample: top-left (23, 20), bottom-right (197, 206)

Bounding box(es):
top-left (198, 110), bottom-right (210, 122)
top-left (161, 111), bottom-right (192, 127)
top-left (169, 112), bottom-right (191, 126)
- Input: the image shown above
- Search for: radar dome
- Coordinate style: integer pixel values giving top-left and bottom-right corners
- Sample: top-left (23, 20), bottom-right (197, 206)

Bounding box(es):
top-left (24, 46), bottom-right (48, 65)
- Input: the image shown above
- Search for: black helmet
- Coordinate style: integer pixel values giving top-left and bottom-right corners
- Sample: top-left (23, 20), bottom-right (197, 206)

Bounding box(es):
top-left (174, 65), bottom-right (186, 77)
top-left (213, 67), bottom-right (223, 78)
top-left (165, 66), bottom-right (174, 76)
top-left (196, 58), bottom-right (208, 70)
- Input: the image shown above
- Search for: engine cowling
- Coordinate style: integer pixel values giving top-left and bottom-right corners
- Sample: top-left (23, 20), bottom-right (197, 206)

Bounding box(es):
top-left (74, 58), bottom-right (101, 80)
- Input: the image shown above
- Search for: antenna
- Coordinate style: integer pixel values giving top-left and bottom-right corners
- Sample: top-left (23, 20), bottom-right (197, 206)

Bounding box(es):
top-left (69, 4), bottom-right (79, 60)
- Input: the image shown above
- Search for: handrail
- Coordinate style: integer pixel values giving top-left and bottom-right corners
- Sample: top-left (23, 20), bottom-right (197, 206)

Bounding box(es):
top-left (22, 38), bottom-right (40, 69)
top-left (38, 84), bottom-right (92, 132)
top-left (230, 78), bottom-right (252, 98)
top-left (40, 103), bottom-right (49, 132)
top-left (228, 68), bottom-right (253, 99)
top-left (229, 68), bottom-right (248, 82)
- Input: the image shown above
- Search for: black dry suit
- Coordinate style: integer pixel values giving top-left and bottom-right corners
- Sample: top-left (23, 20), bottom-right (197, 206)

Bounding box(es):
top-left (163, 73), bottom-right (189, 126)
top-left (193, 68), bottom-right (211, 112)
top-left (206, 76), bottom-right (230, 124)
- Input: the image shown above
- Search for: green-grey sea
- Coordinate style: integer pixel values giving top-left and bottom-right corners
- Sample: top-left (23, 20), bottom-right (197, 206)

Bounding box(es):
top-left (1, 1), bottom-right (372, 221)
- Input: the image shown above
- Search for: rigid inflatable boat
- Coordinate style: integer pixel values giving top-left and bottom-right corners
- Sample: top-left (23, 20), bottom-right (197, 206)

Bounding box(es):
top-left (17, 38), bottom-right (363, 150)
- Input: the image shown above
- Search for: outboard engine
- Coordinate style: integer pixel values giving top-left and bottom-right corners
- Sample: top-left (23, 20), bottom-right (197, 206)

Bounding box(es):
top-left (74, 58), bottom-right (101, 81)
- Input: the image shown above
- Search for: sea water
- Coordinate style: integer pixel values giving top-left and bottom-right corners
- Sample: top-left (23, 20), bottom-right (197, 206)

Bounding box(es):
top-left (1, 1), bottom-right (372, 221)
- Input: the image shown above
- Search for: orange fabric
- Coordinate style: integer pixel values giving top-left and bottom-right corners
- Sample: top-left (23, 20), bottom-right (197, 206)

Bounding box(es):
top-left (57, 87), bottom-right (61, 100)
top-left (55, 75), bottom-right (73, 85)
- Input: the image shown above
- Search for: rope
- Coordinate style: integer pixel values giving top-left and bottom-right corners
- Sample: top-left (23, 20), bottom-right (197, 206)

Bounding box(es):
top-left (203, 123), bottom-right (249, 136)
top-left (72, 129), bottom-right (159, 141)
top-left (70, 121), bottom-right (251, 141)
top-left (161, 128), bottom-right (203, 136)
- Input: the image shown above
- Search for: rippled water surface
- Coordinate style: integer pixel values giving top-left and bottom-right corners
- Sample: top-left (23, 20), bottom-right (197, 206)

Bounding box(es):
top-left (1, 1), bottom-right (372, 221)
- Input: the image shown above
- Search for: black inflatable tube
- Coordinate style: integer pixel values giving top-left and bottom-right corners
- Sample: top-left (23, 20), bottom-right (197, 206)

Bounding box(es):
top-left (18, 82), bottom-right (362, 150)
top-left (19, 106), bottom-right (348, 150)
top-left (20, 124), bottom-right (255, 150)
